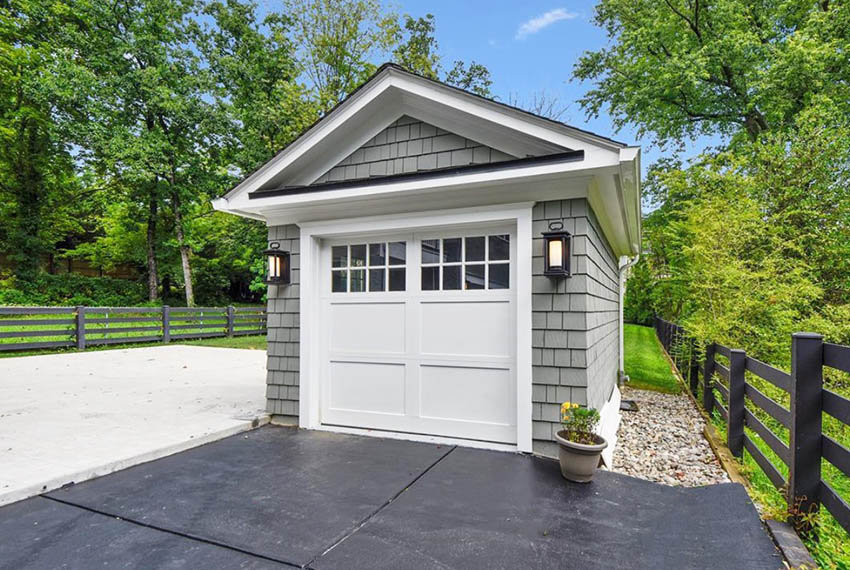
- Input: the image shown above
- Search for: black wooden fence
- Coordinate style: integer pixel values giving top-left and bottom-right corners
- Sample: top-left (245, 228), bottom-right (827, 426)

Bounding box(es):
top-left (654, 316), bottom-right (850, 536)
top-left (0, 305), bottom-right (266, 352)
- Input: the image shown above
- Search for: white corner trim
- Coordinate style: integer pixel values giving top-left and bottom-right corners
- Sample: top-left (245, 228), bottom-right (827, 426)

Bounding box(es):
top-left (597, 385), bottom-right (622, 468)
top-left (297, 203), bottom-right (534, 453)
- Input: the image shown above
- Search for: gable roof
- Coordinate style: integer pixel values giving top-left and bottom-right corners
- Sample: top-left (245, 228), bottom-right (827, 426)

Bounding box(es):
top-left (217, 63), bottom-right (627, 203)
top-left (212, 63), bottom-right (641, 257)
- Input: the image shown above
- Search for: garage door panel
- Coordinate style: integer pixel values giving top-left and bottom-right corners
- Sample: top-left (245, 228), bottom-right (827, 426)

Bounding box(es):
top-left (330, 302), bottom-right (406, 354)
top-left (420, 301), bottom-right (512, 358)
top-left (328, 361), bottom-right (406, 416)
top-left (321, 229), bottom-right (517, 447)
top-left (419, 365), bottom-right (515, 426)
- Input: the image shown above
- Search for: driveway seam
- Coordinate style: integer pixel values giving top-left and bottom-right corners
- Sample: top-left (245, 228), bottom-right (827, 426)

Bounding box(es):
top-left (305, 445), bottom-right (457, 569)
top-left (42, 495), bottom-right (300, 569)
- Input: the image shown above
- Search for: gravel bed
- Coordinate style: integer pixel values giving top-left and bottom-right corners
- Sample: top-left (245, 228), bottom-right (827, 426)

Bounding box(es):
top-left (612, 387), bottom-right (730, 487)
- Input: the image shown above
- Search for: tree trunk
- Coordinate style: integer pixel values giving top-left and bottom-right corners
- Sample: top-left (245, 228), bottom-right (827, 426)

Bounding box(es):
top-left (146, 193), bottom-right (159, 301)
top-left (170, 192), bottom-right (194, 307)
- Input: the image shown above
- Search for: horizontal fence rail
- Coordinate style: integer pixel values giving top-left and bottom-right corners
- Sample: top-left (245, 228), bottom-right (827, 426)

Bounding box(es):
top-left (653, 316), bottom-right (850, 541)
top-left (0, 305), bottom-right (266, 352)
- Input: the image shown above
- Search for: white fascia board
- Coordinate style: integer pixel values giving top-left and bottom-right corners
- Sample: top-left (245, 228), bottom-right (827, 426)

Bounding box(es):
top-left (618, 146), bottom-right (642, 254)
top-left (221, 154), bottom-right (618, 223)
top-left (390, 72), bottom-right (624, 153)
top-left (221, 72), bottom-right (394, 202)
top-left (220, 66), bottom-right (627, 206)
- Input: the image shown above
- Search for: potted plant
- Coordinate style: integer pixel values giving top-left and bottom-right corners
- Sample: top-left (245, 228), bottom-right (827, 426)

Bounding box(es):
top-left (554, 402), bottom-right (607, 483)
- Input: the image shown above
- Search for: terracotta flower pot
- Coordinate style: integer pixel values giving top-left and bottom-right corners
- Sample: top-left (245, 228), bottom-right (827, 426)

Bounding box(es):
top-left (554, 430), bottom-right (608, 483)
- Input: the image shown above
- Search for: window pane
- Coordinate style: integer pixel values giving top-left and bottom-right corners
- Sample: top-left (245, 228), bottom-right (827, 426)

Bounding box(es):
top-left (489, 263), bottom-right (509, 289)
top-left (369, 268), bottom-right (385, 291)
top-left (465, 264), bottom-right (485, 289)
top-left (421, 239), bottom-right (440, 264)
top-left (332, 246), bottom-right (347, 268)
top-left (442, 265), bottom-right (461, 290)
top-left (350, 269), bottom-right (366, 292)
top-left (332, 270), bottom-right (347, 292)
top-left (350, 244), bottom-right (367, 267)
top-left (443, 238), bottom-right (462, 262)
top-left (369, 243), bottom-right (386, 266)
top-left (465, 236), bottom-right (485, 261)
top-left (389, 241), bottom-right (406, 265)
top-left (389, 268), bottom-right (406, 291)
top-left (489, 234), bottom-right (510, 261)
top-left (421, 266), bottom-right (439, 290)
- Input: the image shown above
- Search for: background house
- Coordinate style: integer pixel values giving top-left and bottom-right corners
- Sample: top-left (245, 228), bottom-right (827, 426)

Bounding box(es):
top-left (214, 64), bottom-right (641, 461)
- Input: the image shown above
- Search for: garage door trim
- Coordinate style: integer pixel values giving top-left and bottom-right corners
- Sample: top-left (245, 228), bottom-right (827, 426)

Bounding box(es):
top-left (298, 203), bottom-right (534, 452)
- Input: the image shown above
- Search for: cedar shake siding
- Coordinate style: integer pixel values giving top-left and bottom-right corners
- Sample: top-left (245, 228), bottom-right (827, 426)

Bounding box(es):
top-left (265, 224), bottom-right (301, 424)
top-left (530, 198), bottom-right (620, 457)
top-left (265, 198), bottom-right (620, 456)
top-left (313, 115), bottom-right (516, 184)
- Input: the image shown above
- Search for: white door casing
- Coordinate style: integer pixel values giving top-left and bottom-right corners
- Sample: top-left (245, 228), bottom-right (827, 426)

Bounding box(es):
top-left (299, 203), bottom-right (534, 452)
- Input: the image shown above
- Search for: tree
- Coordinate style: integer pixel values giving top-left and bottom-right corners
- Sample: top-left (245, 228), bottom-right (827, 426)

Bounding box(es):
top-left (200, 0), bottom-right (318, 173)
top-left (445, 60), bottom-right (492, 98)
top-left (0, 0), bottom-right (93, 278)
top-left (392, 14), bottom-right (440, 79)
top-left (507, 90), bottom-right (570, 121)
top-left (285, 0), bottom-right (397, 112)
top-left (69, 0), bottom-right (229, 305)
top-left (574, 1), bottom-right (850, 146)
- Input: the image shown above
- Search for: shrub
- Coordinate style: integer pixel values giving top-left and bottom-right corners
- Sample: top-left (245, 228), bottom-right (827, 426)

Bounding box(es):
top-left (0, 273), bottom-right (147, 306)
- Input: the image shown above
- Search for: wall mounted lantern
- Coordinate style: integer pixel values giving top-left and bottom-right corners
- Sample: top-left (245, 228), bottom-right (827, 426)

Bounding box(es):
top-left (264, 242), bottom-right (291, 285)
top-left (542, 221), bottom-right (571, 277)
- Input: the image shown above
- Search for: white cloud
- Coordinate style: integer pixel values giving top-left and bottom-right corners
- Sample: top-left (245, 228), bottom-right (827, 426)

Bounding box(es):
top-left (515, 8), bottom-right (577, 40)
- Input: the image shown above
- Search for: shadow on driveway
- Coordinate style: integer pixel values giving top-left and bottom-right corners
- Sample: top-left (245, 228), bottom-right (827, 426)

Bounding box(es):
top-left (0, 426), bottom-right (783, 569)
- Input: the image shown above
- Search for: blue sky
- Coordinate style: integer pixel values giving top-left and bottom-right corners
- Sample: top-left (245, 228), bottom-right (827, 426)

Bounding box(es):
top-left (398, 1), bottom-right (721, 173)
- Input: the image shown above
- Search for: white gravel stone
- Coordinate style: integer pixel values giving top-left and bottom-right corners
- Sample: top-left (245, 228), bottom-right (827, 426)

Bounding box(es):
top-left (612, 387), bottom-right (730, 487)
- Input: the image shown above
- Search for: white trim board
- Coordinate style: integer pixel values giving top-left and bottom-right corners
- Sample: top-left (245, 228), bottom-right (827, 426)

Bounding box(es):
top-left (298, 203), bottom-right (534, 453)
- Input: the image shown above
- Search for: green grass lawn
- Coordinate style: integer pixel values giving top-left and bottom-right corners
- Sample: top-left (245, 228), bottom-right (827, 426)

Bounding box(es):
top-left (623, 323), bottom-right (682, 394)
top-left (181, 335), bottom-right (267, 350)
top-left (0, 334), bottom-right (267, 358)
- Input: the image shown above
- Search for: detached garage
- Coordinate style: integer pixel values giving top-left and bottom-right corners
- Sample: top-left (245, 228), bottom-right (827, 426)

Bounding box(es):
top-left (213, 63), bottom-right (641, 461)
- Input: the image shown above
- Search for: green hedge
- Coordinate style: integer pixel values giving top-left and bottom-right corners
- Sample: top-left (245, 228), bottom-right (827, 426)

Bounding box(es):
top-left (0, 273), bottom-right (148, 307)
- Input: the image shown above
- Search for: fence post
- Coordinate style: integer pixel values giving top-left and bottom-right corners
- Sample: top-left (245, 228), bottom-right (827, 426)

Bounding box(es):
top-left (689, 340), bottom-right (700, 395)
top-left (788, 332), bottom-right (824, 534)
top-left (162, 305), bottom-right (170, 343)
top-left (703, 343), bottom-right (716, 413)
top-left (727, 348), bottom-right (746, 458)
top-left (75, 306), bottom-right (86, 350)
top-left (226, 305), bottom-right (235, 337)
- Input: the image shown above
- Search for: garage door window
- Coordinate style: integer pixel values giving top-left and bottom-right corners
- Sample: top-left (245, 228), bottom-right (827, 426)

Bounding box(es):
top-left (332, 242), bottom-right (406, 293)
top-left (421, 234), bottom-right (510, 291)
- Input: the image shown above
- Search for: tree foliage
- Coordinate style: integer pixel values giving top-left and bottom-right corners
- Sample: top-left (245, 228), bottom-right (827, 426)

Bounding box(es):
top-left (0, 0), bottom-right (495, 306)
top-left (585, 1), bottom-right (850, 361)
top-left (575, 0), bottom-right (850, 146)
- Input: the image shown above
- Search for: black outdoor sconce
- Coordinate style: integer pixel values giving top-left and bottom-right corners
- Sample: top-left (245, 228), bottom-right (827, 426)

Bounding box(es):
top-left (542, 221), bottom-right (571, 277)
top-left (264, 242), bottom-right (291, 285)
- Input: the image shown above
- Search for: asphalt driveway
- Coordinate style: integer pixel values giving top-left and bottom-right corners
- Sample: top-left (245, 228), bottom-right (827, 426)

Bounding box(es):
top-left (0, 427), bottom-right (783, 569)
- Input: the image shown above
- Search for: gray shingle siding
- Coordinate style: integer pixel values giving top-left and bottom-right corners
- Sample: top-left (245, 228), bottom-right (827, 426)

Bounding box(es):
top-left (265, 224), bottom-right (300, 424)
top-left (313, 115), bottom-right (515, 184)
top-left (265, 198), bottom-right (621, 456)
top-left (531, 198), bottom-right (620, 457)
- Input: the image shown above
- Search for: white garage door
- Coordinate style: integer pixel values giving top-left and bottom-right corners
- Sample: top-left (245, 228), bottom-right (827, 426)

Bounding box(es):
top-left (319, 226), bottom-right (517, 444)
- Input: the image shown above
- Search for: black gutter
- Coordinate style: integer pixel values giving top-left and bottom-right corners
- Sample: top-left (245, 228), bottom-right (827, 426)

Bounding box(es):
top-left (247, 149), bottom-right (585, 200)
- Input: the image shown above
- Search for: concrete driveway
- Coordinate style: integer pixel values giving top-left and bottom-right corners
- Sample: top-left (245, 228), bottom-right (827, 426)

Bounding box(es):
top-left (0, 345), bottom-right (266, 506)
top-left (0, 427), bottom-right (783, 570)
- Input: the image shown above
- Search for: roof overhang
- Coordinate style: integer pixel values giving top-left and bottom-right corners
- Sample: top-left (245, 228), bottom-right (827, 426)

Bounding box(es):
top-left (213, 63), bottom-right (641, 257)
top-left (214, 146), bottom-right (641, 257)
